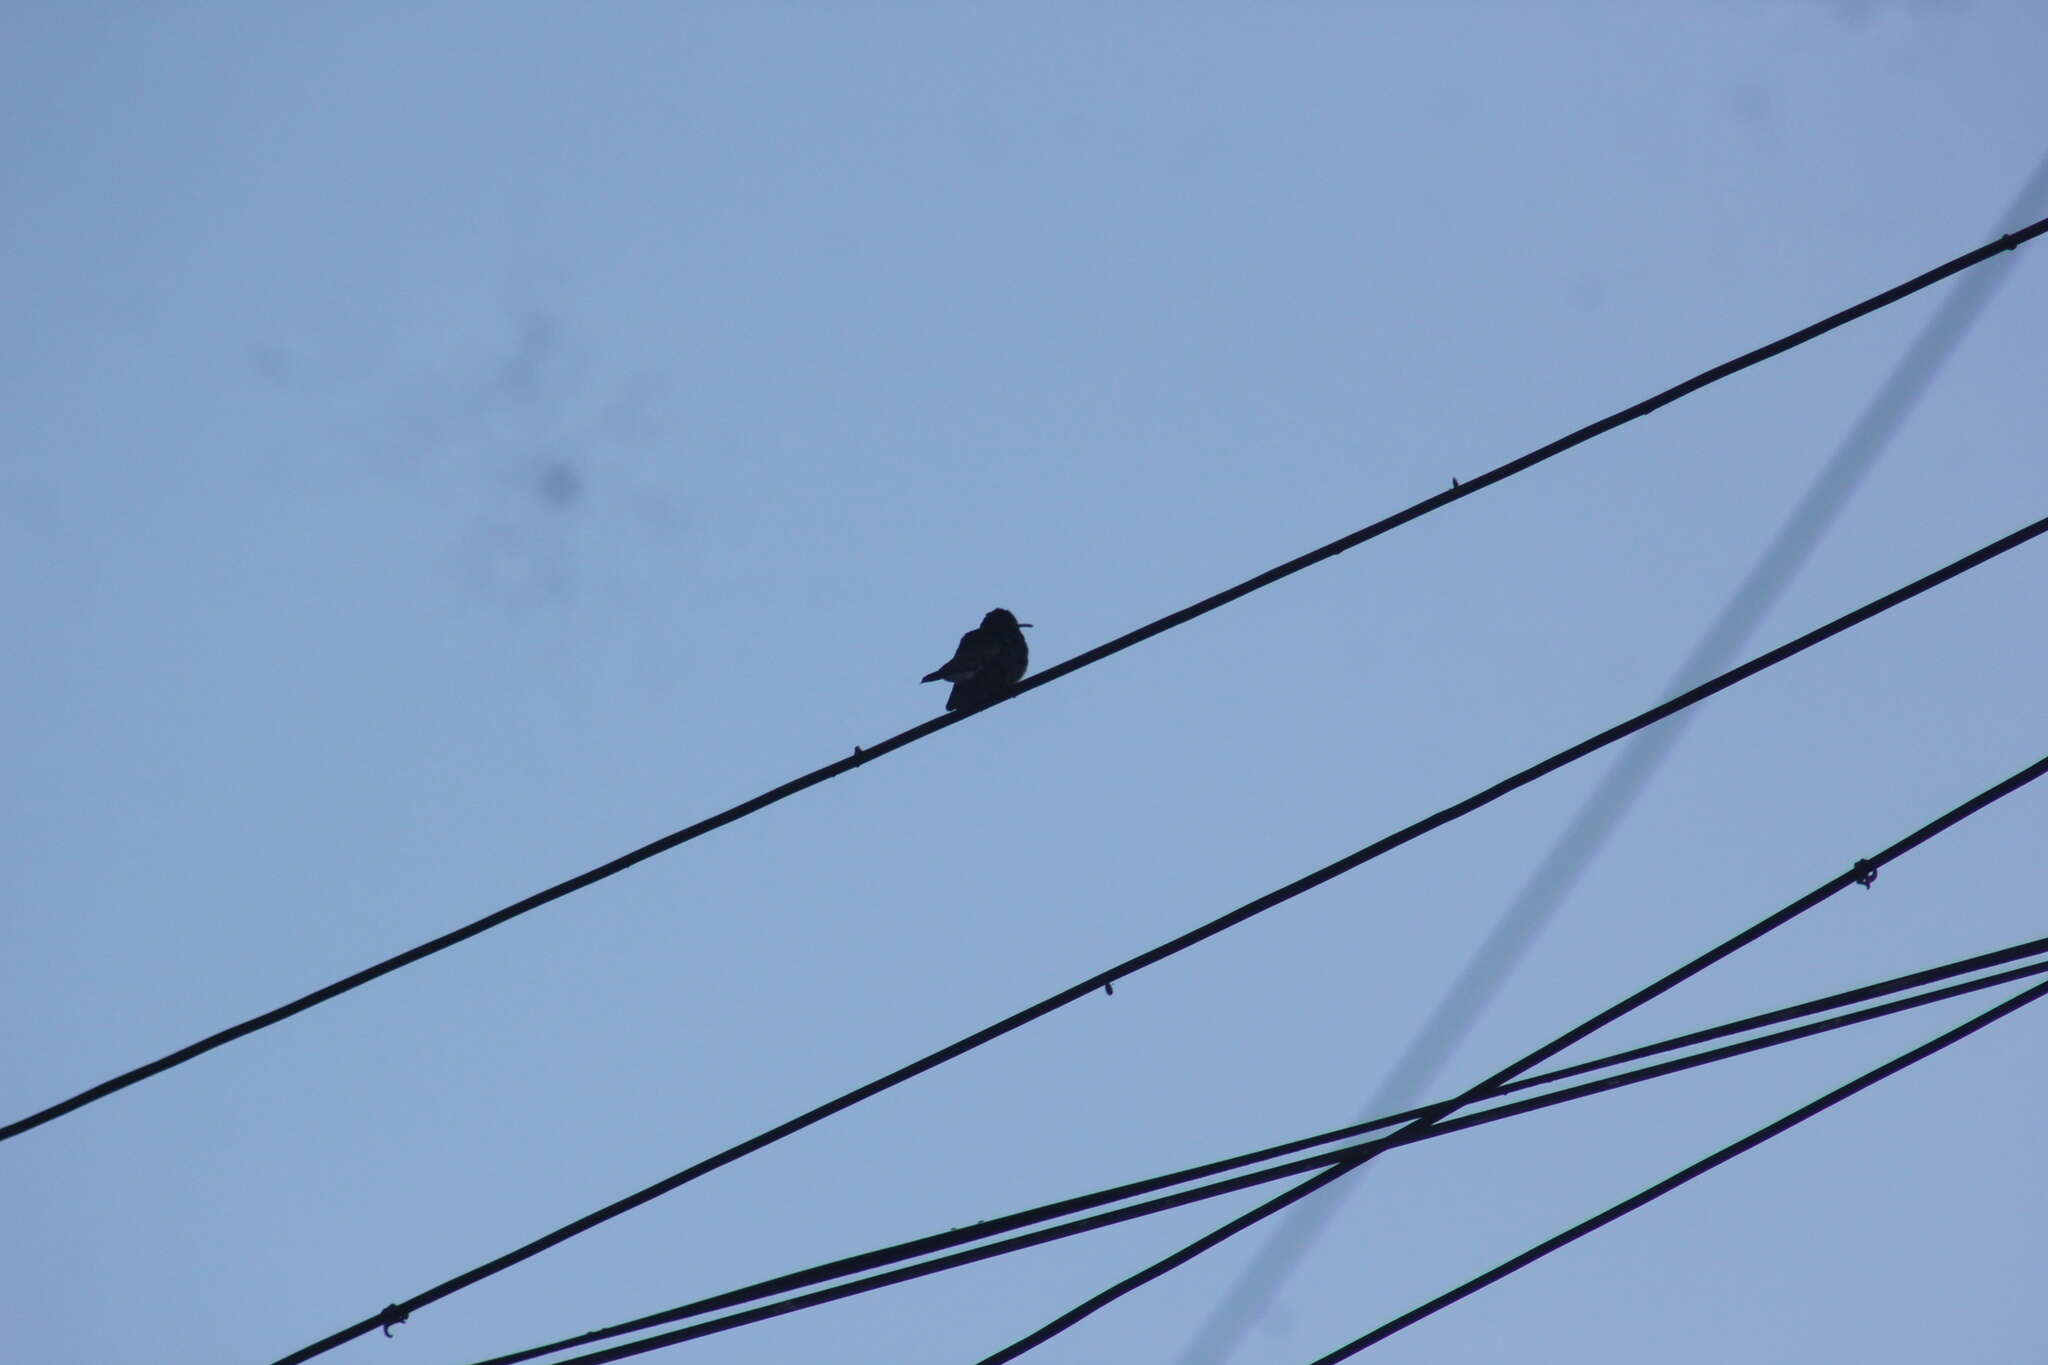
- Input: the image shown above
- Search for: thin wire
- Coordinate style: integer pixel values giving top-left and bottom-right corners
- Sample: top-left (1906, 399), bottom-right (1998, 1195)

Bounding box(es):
top-left (487, 949), bottom-right (2048, 1365)
top-left (478, 953), bottom-right (2048, 1365)
top-left (969, 753), bottom-right (2048, 1364)
top-left (267, 523), bottom-right (2048, 1365)
top-left (1513, 938), bottom-right (2048, 1091)
top-left (1177, 145), bottom-right (2048, 1365)
top-left (13, 218), bottom-right (2046, 1151)
top-left (1306, 975), bottom-right (2048, 1362)
top-left (456, 915), bottom-right (2048, 1365)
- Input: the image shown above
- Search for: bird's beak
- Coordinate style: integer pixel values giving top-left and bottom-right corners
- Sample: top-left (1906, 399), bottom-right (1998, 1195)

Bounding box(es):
top-left (1020, 622), bottom-right (1034, 628)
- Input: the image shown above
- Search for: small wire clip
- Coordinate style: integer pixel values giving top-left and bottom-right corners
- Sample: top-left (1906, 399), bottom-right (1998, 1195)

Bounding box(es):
top-left (378, 1304), bottom-right (410, 1338)
top-left (1851, 859), bottom-right (1879, 888)
top-left (1103, 980), bottom-right (1115, 997)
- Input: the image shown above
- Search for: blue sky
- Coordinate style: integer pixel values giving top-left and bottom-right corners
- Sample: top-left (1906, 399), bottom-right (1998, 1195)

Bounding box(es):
top-left (5, 5), bottom-right (2047, 1363)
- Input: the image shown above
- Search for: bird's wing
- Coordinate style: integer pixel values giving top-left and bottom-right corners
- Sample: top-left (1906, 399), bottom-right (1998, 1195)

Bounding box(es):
top-left (923, 627), bottom-right (988, 682)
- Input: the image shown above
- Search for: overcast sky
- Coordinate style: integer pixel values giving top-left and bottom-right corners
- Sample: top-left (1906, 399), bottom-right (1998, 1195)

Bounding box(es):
top-left (6, 5), bottom-right (2047, 1364)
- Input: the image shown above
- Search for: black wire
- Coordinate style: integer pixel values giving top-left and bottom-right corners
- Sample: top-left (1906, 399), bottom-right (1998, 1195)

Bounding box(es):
top-left (1306, 975), bottom-right (2048, 1362)
top-left (1177, 144), bottom-right (2048, 1365)
top-left (500, 957), bottom-right (2048, 1365)
top-left (455, 921), bottom-right (2048, 1365)
top-left (1523, 935), bottom-right (2048, 1090)
top-left (12, 219), bottom-right (2045, 1153)
top-left (267, 524), bottom-right (2048, 1365)
top-left (969, 753), bottom-right (2048, 1364)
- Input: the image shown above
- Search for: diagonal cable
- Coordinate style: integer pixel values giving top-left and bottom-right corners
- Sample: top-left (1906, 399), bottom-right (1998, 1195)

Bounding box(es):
top-left (476, 950), bottom-right (2048, 1365)
top-left (270, 511), bottom-right (2046, 1365)
top-left (458, 892), bottom-right (2048, 1365)
top-left (9, 218), bottom-right (2045, 1149)
top-left (970, 751), bottom-right (2048, 1364)
top-left (1304, 975), bottom-right (2048, 1361)
top-left (1175, 147), bottom-right (2048, 1365)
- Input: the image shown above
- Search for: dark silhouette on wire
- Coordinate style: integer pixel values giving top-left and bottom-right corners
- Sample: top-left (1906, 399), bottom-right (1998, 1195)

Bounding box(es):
top-left (7, 219), bottom-right (2043, 1149)
top-left (1306, 975), bottom-right (2048, 1362)
top-left (1175, 148), bottom-right (2048, 1365)
top-left (971, 753), bottom-right (2048, 1365)
top-left (452, 844), bottom-right (2048, 1365)
top-left (266, 521), bottom-right (2048, 1365)
top-left (922, 608), bottom-right (1032, 711)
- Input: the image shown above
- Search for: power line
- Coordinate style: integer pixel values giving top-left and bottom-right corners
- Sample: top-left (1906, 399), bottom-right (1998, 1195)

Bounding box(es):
top-left (478, 953), bottom-right (2048, 1365)
top-left (1177, 143), bottom-right (2048, 1365)
top-left (1306, 975), bottom-right (2048, 1361)
top-left (969, 753), bottom-right (2048, 1364)
top-left (273, 522), bottom-right (2047, 1363)
top-left (11, 218), bottom-right (2046, 1150)
top-left (1513, 937), bottom-right (2048, 1092)
top-left (458, 905), bottom-right (2048, 1365)
top-left (273, 524), bottom-right (2048, 1363)
top-left (270, 618), bottom-right (2048, 1365)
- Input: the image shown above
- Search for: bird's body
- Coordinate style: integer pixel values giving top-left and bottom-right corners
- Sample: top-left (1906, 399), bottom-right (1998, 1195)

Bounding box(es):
top-left (922, 608), bottom-right (1030, 711)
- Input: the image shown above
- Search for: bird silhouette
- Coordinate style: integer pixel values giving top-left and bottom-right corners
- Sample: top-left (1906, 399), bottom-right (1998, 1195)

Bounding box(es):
top-left (921, 608), bottom-right (1031, 711)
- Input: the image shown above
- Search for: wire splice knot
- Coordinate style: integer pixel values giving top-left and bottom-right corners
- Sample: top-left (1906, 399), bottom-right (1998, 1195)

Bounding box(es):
top-left (377, 1304), bottom-right (409, 1338)
top-left (1851, 859), bottom-right (1879, 888)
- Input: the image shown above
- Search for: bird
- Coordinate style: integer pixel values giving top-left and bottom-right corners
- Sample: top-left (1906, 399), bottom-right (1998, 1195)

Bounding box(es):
top-left (921, 608), bottom-right (1031, 711)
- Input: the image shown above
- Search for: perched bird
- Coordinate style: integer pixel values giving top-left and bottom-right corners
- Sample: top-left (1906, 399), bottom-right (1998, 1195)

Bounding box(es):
top-left (921, 608), bottom-right (1031, 711)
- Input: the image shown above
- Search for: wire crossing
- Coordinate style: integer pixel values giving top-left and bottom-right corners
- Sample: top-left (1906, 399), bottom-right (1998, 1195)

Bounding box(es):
top-left (1307, 976), bottom-right (2048, 1361)
top-left (472, 955), bottom-right (2048, 1365)
top-left (1177, 143), bottom-right (2048, 1365)
top-left (484, 951), bottom-right (2048, 1365)
top-left (970, 751), bottom-right (2048, 1364)
top-left (8, 218), bottom-right (2044, 1150)
top-left (460, 907), bottom-right (2048, 1365)
top-left (268, 524), bottom-right (2048, 1365)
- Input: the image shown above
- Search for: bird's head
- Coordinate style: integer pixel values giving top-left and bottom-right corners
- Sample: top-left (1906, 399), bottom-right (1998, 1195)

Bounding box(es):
top-left (984, 608), bottom-right (1032, 629)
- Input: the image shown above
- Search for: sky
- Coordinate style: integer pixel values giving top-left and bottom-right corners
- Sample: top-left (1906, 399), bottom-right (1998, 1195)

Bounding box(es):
top-left (4, 5), bottom-right (2046, 1364)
